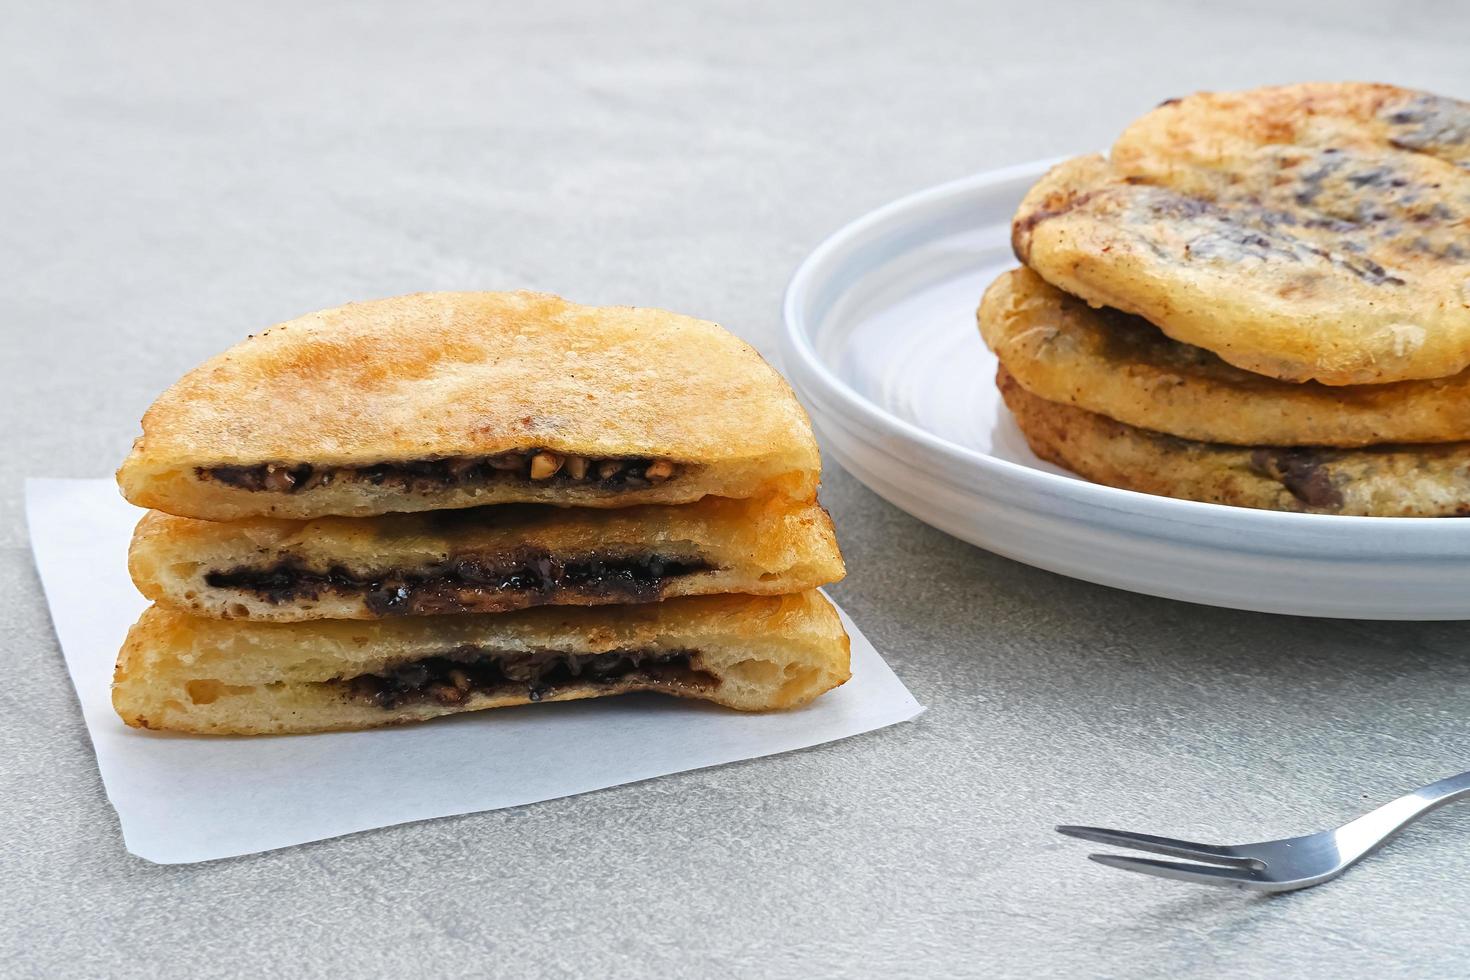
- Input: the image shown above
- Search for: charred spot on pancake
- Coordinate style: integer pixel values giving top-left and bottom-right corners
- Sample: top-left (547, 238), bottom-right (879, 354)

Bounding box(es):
top-left (1382, 93), bottom-right (1470, 157)
top-left (1011, 189), bottom-right (1105, 261)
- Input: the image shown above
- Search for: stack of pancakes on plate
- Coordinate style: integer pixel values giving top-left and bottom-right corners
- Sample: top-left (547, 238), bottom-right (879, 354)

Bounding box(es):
top-left (979, 82), bottom-right (1470, 517)
top-left (113, 291), bottom-right (850, 734)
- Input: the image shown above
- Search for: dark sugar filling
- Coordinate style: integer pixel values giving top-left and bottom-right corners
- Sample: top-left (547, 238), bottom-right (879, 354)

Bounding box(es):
top-left (340, 647), bottom-right (713, 708)
top-left (195, 453), bottom-right (676, 494)
top-left (1248, 448), bottom-right (1346, 509)
top-left (203, 551), bottom-right (714, 615)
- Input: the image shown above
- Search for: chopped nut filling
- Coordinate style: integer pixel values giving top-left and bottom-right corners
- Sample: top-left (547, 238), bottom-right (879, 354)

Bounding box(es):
top-left (340, 646), bottom-right (716, 708)
top-left (528, 452), bottom-right (563, 480)
top-left (197, 452), bottom-right (679, 494)
top-left (203, 551), bottom-right (714, 615)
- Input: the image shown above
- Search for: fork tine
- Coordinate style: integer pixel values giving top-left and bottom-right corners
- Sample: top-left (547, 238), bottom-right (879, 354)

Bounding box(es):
top-left (1088, 853), bottom-right (1269, 890)
top-left (1056, 825), bottom-right (1259, 867)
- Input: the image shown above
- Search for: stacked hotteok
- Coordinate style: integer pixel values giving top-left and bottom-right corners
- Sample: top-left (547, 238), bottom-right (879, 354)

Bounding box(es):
top-left (113, 292), bottom-right (850, 734)
top-left (980, 82), bottom-right (1470, 517)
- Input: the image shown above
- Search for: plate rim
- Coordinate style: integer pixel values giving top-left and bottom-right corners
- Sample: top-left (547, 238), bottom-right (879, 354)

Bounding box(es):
top-left (781, 158), bottom-right (1470, 544)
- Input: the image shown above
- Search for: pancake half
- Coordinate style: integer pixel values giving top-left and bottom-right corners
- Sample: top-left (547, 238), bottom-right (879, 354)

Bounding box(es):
top-left (117, 291), bottom-right (821, 520)
top-left (113, 592), bottom-right (852, 734)
top-left (999, 368), bottom-right (1470, 517)
top-left (1013, 84), bottom-right (1470, 385)
top-left (980, 267), bottom-right (1470, 447)
top-left (130, 495), bottom-right (845, 621)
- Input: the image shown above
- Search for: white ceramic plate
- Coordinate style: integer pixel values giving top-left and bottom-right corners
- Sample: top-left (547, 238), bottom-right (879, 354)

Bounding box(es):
top-left (782, 160), bottom-right (1470, 620)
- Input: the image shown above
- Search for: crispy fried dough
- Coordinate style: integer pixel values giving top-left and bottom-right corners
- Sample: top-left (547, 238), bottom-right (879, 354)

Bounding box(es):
top-left (113, 592), bottom-right (852, 734)
top-left (1014, 84), bottom-right (1470, 385)
top-left (118, 291), bottom-right (821, 519)
top-left (980, 267), bottom-right (1470, 447)
top-left (129, 495), bottom-right (844, 621)
top-left (999, 367), bottom-right (1470, 517)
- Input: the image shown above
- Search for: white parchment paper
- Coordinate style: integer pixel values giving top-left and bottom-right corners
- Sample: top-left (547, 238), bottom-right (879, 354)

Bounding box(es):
top-left (25, 478), bottom-right (924, 864)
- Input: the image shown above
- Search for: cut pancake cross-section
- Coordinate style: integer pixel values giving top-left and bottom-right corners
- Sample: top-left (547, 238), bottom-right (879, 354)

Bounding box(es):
top-left (113, 592), bottom-right (853, 734)
top-left (112, 288), bottom-right (854, 734)
top-left (130, 495), bottom-right (845, 622)
top-left (117, 291), bottom-right (822, 520)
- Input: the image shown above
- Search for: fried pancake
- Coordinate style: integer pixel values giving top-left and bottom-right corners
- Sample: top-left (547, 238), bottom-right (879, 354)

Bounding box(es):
top-left (117, 291), bottom-right (821, 520)
top-left (981, 267), bottom-right (1470, 447)
top-left (1013, 83), bottom-right (1470, 385)
top-left (130, 495), bottom-right (845, 622)
top-left (113, 592), bottom-right (852, 734)
top-left (999, 368), bottom-right (1470, 517)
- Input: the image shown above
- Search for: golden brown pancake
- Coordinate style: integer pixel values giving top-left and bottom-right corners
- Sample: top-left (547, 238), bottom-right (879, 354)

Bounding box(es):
top-left (117, 291), bottom-right (821, 520)
top-left (1013, 84), bottom-right (1470, 386)
top-left (113, 592), bottom-right (852, 734)
top-left (1000, 368), bottom-right (1470, 517)
top-left (129, 495), bottom-right (845, 622)
top-left (980, 267), bottom-right (1470, 447)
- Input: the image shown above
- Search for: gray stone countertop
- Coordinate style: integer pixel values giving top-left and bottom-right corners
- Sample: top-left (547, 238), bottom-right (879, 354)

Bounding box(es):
top-left (4, 2), bottom-right (1469, 976)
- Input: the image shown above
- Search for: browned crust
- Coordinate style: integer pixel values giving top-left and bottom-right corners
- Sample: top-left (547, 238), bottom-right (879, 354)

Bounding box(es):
top-left (998, 367), bottom-right (1470, 517)
top-left (112, 592), bottom-right (854, 733)
top-left (117, 291), bottom-right (821, 519)
top-left (1012, 83), bottom-right (1470, 386)
top-left (980, 267), bottom-right (1470, 447)
top-left (128, 495), bottom-right (846, 621)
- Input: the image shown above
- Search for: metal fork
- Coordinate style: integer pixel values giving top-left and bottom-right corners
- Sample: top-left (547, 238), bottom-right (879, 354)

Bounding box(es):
top-left (1058, 769), bottom-right (1470, 892)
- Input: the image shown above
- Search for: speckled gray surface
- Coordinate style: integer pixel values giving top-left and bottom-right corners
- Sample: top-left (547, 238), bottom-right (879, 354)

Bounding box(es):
top-left (5, 2), bottom-right (1470, 976)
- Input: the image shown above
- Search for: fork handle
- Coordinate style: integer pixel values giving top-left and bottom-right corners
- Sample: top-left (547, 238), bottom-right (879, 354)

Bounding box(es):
top-left (1412, 769), bottom-right (1470, 809)
top-left (1335, 768), bottom-right (1470, 861)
